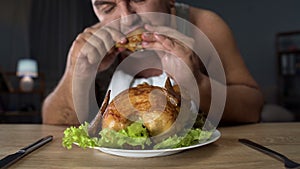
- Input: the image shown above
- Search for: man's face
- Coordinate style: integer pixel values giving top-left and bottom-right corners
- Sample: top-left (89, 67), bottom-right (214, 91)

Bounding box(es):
top-left (91, 0), bottom-right (173, 33)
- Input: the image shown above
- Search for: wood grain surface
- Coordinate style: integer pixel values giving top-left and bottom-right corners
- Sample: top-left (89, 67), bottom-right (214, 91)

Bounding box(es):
top-left (0, 123), bottom-right (299, 169)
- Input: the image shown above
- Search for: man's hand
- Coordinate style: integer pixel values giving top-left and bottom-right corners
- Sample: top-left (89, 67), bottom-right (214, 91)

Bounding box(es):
top-left (42, 23), bottom-right (128, 125)
top-left (67, 22), bottom-right (127, 76)
top-left (141, 24), bottom-right (203, 84)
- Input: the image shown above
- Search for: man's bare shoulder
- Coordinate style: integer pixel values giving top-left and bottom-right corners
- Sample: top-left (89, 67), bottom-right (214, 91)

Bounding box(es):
top-left (189, 6), bottom-right (226, 29)
top-left (188, 6), bottom-right (235, 47)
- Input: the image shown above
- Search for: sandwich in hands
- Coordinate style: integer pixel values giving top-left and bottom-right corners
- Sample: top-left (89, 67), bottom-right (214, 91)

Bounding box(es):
top-left (115, 28), bottom-right (145, 52)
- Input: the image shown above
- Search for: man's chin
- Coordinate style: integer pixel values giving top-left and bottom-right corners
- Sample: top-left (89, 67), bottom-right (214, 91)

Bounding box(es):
top-left (117, 50), bottom-right (163, 78)
top-left (118, 50), bottom-right (145, 60)
top-left (135, 69), bottom-right (163, 78)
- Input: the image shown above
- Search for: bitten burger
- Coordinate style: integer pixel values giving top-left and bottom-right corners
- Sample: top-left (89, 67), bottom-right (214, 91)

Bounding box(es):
top-left (115, 28), bottom-right (145, 52)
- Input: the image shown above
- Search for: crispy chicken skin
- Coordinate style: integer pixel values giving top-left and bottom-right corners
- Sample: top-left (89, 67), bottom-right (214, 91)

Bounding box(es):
top-left (88, 78), bottom-right (184, 139)
top-left (102, 82), bottom-right (180, 136)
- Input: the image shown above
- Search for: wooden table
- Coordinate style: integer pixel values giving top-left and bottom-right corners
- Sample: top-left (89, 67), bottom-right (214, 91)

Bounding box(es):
top-left (0, 123), bottom-right (299, 169)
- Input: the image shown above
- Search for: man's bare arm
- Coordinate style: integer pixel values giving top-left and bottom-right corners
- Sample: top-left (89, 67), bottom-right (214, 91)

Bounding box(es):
top-left (42, 71), bottom-right (80, 125)
top-left (191, 8), bottom-right (264, 124)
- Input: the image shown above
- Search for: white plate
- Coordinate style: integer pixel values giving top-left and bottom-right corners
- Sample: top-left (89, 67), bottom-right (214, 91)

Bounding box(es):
top-left (92, 130), bottom-right (221, 158)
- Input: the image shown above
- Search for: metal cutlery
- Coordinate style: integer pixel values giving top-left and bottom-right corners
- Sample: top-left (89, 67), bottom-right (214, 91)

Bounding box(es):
top-left (239, 138), bottom-right (300, 169)
top-left (0, 135), bottom-right (53, 169)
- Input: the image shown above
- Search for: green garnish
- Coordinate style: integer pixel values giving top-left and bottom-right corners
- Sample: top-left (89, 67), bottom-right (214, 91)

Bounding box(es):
top-left (62, 122), bottom-right (212, 150)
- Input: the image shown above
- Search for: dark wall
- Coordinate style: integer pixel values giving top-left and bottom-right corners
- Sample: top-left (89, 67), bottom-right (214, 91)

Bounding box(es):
top-left (0, 0), bottom-right (31, 71)
top-left (0, 0), bottom-right (97, 93)
top-left (1, 0), bottom-right (300, 104)
top-left (178, 0), bottom-right (300, 103)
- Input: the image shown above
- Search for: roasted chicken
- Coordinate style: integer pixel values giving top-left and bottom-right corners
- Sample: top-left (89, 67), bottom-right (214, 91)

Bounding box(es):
top-left (88, 77), bottom-right (192, 143)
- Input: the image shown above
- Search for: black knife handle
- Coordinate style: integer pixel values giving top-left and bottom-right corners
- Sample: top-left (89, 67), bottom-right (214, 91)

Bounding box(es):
top-left (0, 151), bottom-right (25, 169)
top-left (0, 135), bottom-right (53, 169)
top-left (22, 135), bottom-right (53, 154)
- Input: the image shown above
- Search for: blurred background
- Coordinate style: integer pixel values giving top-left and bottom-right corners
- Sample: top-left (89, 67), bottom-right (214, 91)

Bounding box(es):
top-left (0, 0), bottom-right (300, 123)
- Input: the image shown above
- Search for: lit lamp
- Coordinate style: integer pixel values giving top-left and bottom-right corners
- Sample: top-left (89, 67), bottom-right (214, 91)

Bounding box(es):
top-left (17, 59), bottom-right (38, 92)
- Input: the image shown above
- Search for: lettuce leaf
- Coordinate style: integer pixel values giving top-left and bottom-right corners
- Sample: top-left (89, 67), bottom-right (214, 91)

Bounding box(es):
top-left (98, 122), bottom-right (151, 149)
top-left (62, 122), bottom-right (151, 149)
top-left (62, 122), bottom-right (212, 150)
top-left (153, 128), bottom-right (212, 149)
top-left (62, 122), bottom-right (99, 149)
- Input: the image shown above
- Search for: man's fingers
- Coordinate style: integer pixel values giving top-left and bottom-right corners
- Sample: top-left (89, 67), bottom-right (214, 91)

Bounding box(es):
top-left (145, 24), bottom-right (194, 49)
top-left (94, 26), bottom-right (126, 46)
top-left (81, 41), bottom-right (101, 65)
top-left (153, 33), bottom-right (176, 51)
top-left (83, 26), bottom-right (126, 65)
top-left (144, 24), bottom-right (172, 35)
top-left (142, 34), bottom-right (179, 53)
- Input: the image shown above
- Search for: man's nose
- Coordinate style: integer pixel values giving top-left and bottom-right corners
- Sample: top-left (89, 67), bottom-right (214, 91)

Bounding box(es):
top-left (119, 1), bottom-right (139, 26)
top-left (119, 1), bottom-right (135, 16)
